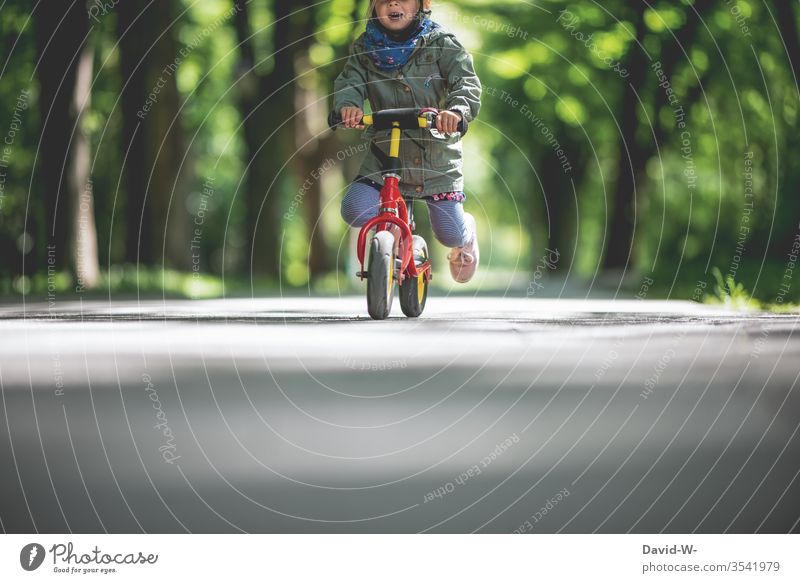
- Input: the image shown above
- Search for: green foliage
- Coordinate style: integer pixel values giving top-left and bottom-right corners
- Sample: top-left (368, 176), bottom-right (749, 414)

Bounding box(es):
top-left (1, 0), bottom-right (798, 299)
top-left (703, 267), bottom-right (760, 310)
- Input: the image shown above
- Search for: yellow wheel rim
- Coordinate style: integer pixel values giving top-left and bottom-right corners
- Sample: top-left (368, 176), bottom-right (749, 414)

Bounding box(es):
top-left (387, 252), bottom-right (394, 301)
top-left (416, 247), bottom-right (427, 304)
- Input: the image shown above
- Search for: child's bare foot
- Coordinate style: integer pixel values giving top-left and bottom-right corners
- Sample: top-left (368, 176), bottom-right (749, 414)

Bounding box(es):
top-left (447, 213), bottom-right (479, 283)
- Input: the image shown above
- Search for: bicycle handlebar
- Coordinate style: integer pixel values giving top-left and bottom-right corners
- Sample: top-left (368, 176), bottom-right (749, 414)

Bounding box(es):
top-left (328, 107), bottom-right (468, 136)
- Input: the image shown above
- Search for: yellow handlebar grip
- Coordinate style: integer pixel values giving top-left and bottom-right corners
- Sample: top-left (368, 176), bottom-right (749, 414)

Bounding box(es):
top-left (362, 114), bottom-right (373, 125)
top-left (417, 116), bottom-right (428, 128)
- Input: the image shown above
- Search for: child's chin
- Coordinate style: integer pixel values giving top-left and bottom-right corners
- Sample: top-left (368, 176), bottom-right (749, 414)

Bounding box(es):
top-left (380, 17), bottom-right (414, 31)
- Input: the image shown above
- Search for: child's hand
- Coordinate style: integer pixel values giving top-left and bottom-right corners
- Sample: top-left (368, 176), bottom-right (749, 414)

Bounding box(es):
top-left (436, 110), bottom-right (462, 134)
top-left (340, 107), bottom-right (364, 129)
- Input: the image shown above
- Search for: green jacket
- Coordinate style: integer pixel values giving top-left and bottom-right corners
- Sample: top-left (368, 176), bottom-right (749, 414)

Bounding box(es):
top-left (333, 23), bottom-right (482, 198)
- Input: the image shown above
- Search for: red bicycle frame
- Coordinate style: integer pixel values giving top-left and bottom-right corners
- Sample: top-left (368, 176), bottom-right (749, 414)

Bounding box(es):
top-left (353, 109), bottom-right (441, 285)
top-left (356, 175), bottom-right (431, 284)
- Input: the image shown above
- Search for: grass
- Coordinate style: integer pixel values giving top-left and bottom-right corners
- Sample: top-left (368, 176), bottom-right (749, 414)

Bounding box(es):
top-left (4, 266), bottom-right (241, 300)
top-left (1, 263), bottom-right (539, 301)
top-left (702, 267), bottom-right (798, 313)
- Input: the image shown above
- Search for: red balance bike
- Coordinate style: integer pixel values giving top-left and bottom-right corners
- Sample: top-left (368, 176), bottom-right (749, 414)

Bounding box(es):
top-left (329, 108), bottom-right (467, 320)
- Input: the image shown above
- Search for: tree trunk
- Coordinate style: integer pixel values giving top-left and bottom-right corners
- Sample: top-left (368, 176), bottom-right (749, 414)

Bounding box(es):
top-left (70, 47), bottom-right (100, 290)
top-left (292, 11), bottom-right (333, 280)
top-left (534, 124), bottom-right (586, 273)
top-left (603, 2), bottom-right (648, 271)
top-left (602, 0), bottom-right (713, 272)
top-left (118, 0), bottom-right (189, 269)
top-left (233, 0), bottom-right (297, 279)
top-left (35, 0), bottom-right (99, 289)
top-left (770, 0), bottom-right (800, 258)
top-left (292, 81), bottom-right (330, 278)
top-left (775, 1), bottom-right (800, 87)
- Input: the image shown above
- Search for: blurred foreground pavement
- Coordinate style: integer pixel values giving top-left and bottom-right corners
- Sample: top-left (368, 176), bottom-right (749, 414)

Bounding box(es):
top-left (0, 297), bottom-right (798, 533)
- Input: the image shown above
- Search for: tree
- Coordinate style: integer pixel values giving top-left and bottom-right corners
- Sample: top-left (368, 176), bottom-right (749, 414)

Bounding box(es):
top-left (770, 0), bottom-right (800, 258)
top-left (233, 0), bottom-right (298, 279)
top-left (603, 0), bottom-right (714, 272)
top-left (291, 5), bottom-right (333, 280)
top-left (534, 119), bottom-right (587, 272)
top-left (602, 2), bottom-right (648, 272)
top-left (118, 0), bottom-right (190, 269)
top-left (34, 0), bottom-right (99, 289)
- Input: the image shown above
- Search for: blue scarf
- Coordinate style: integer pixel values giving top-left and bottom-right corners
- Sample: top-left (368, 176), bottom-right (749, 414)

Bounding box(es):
top-left (363, 18), bottom-right (438, 71)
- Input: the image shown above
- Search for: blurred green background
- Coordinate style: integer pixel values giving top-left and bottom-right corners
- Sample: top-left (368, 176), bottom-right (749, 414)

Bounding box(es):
top-left (1, 0), bottom-right (798, 306)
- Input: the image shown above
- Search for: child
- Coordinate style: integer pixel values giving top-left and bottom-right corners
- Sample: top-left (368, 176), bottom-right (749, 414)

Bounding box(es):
top-left (333, 0), bottom-right (482, 283)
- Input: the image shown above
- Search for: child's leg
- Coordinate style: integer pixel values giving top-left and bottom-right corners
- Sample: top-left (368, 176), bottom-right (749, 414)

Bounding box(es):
top-left (341, 177), bottom-right (404, 257)
top-left (426, 198), bottom-right (473, 248)
top-left (426, 197), bottom-right (479, 284)
top-left (340, 177), bottom-right (381, 227)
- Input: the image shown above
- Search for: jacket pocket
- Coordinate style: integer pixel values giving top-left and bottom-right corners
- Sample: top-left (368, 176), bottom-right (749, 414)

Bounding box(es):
top-left (427, 137), bottom-right (460, 172)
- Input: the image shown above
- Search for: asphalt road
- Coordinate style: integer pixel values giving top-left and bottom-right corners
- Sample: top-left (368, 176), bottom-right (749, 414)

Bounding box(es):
top-left (0, 296), bottom-right (798, 533)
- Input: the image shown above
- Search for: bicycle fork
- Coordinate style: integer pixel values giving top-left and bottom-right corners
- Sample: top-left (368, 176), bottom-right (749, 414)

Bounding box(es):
top-left (356, 121), bottom-right (432, 284)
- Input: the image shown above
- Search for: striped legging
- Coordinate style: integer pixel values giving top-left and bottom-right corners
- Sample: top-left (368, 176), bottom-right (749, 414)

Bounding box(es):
top-left (341, 177), bottom-right (471, 248)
